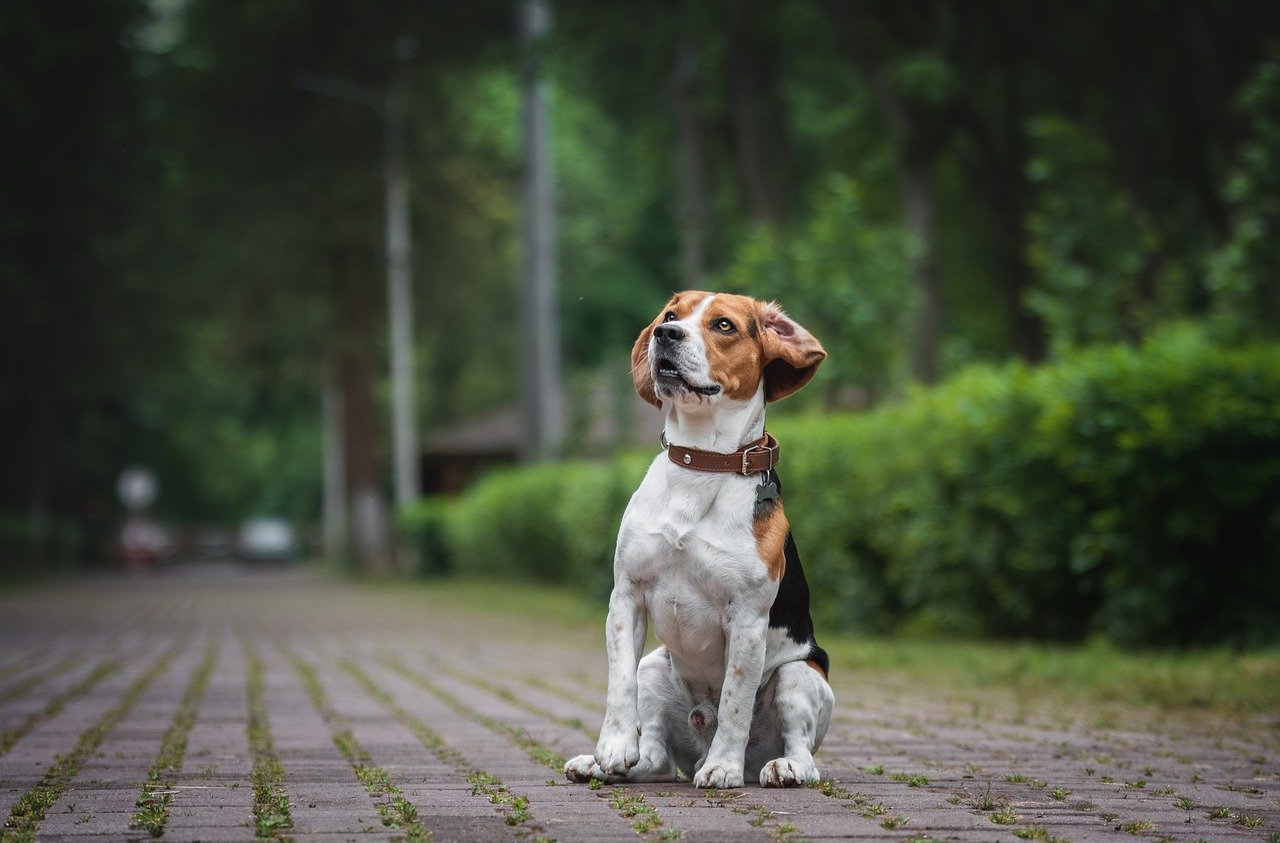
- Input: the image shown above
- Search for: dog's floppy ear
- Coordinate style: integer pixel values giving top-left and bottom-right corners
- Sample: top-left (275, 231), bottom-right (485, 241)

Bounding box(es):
top-left (631, 321), bottom-right (660, 408)
top-left (759, 302), bottom-right (825, 402)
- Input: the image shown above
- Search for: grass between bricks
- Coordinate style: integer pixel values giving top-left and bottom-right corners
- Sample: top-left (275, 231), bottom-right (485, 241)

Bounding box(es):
top-left (377, 579), bottom-right (1280, 717)
top-left (0, 654), bottom-right (81, 705)
top-left (420, 654), bottom-right (597, 740)
top-left (289, 653), bottom-right (428, 840)
top-left (131, 639), bottom-right (219, 837)
top-left (387, 659), bottom-right (568, 772)
top-left (810, 778), bottom-right (909, 831)
top-left (0, 657), bottom-right (121, 755)
top-left (2, 639), bottom-right (186, 842)
top-left (244, 644), bottom-right (292, 839)
top-left (385, 658), bottom-right (680, 839)
top-left (339, 659), bottom-right (543, 834)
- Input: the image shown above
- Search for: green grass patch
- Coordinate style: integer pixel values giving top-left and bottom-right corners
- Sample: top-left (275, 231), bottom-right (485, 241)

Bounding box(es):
top-left (1118, 819), bottom-right (1155, 834)
top-left (245, 645), bottom-right (292, 839)
top-left (3, 640), bottom-right (183, 840)
top-left (610, 787), bottom-right (664, 834)
top-left (131, 640), bottom-right (218, 837)
top-left (891, 772), bottom-right (929, 787)
top-left (822, 636), bottom-right (1280, 716)
top-left (991, 806), bottom-right (1020, 825)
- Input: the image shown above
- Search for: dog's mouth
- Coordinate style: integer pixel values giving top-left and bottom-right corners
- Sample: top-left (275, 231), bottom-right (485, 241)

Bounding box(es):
top-left (654, 358), bottom-right (721, 397)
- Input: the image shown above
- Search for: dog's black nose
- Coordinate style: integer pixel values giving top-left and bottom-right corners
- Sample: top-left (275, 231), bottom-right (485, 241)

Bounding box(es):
top-left (654, 323), bottom-right (685, 345)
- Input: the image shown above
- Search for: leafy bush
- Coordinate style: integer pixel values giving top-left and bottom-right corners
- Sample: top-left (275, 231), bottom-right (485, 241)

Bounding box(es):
top-left (404, 327), bottom-right (1280, 646)
top-left (401, 455), bottom-right (650, 592)
top-left (778, 325), bottom-right (1280, 646)
top-left (398, 497), bottom-right (457, 577)
top-left (0, 510), bottom-right (83, 577)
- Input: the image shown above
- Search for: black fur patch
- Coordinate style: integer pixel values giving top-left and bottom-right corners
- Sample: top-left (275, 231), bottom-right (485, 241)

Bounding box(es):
top-left (761, 471), bottom-right (830, 679)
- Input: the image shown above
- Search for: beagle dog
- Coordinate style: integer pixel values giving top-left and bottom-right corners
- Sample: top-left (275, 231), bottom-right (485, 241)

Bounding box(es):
top-left (565, 291), bottom-right (833, 789)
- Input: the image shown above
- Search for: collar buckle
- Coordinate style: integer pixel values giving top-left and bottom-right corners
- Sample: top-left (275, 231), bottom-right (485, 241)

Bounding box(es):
top-left (740, 438), bottom-right (777, 475)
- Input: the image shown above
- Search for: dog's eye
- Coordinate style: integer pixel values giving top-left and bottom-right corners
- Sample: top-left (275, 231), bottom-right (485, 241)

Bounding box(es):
top-left (663, 311), bottom-right (678, 323)
top-left (713, 318), bottom-right (736, 334)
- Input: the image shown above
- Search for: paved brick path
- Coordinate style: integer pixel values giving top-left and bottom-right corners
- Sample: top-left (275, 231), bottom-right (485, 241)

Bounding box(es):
top-left (1, 566), bottom-right (1276, 841)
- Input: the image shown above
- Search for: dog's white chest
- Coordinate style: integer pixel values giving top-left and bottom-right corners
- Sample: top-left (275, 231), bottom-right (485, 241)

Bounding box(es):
top-left (617, 456), bottom-right (774, 684)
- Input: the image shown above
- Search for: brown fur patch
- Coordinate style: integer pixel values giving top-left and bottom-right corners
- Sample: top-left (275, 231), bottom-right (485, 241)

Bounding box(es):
top-left (805, 658), bottom-right (828, 680)
top-left (752, 503), bottom-right (788, 581)
top-left (759, 301), bottom-right (827, 402)
top-left (632, 291), bottom-right (826, 406)
top-left (699, 294), bottom-right (768, 402)
top-left (630, 322), bottom-right (658, 407)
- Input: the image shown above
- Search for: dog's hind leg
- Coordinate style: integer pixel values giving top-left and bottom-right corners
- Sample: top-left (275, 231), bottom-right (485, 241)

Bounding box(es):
top-left (758, 660), bottom-right (833, 787)
top-left (627, 648), bottom-right (680, 782)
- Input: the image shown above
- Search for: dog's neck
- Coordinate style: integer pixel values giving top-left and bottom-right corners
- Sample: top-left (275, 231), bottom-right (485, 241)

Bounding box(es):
top-left (662, 385), bottom-right (765, 453)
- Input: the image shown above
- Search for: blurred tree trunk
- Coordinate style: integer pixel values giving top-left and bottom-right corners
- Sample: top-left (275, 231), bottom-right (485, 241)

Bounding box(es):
top-left (830, 1), bottom-right (944, 383)
top-left (953, 61), bottom-right (1047, 364)
top-left (26, 388), bottom-right (55, 561)
top-left (728, 0), bottom-right (785, 230)
top-left (674, 30), bottom-right (707, 288)
top-left (1111, 3), bottom-right (1161, 342)
top-left (902, 149), bottom-right (943, 383)
top-left (334, 251), bottom-right (390, 574)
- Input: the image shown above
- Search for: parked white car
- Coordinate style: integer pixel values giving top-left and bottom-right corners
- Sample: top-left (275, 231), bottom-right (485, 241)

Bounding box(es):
top-left (236, 517), bottom-right (297, 562)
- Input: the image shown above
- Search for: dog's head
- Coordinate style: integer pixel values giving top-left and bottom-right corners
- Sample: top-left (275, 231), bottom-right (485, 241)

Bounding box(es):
top-left (631, 291), bottom-right (826, 409)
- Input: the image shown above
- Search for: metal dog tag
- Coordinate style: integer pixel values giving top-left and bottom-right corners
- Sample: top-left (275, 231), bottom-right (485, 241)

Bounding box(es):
top-left (755, 480), bottom-right (779, 503)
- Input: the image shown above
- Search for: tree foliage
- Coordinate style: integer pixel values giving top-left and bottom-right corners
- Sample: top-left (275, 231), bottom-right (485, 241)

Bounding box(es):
top-left (1, 1), bottom-right (1278, 570)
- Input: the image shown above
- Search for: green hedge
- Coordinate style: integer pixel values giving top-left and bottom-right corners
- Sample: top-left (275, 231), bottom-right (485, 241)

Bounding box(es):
top-left (400, 455), bottom-right (651, 599)
top-left (401, 326), bottom-right (1280, 646)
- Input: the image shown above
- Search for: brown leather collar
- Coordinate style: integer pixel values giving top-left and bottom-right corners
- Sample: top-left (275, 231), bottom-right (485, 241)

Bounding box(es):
top-left (665, 432), bottom-right (780, 475)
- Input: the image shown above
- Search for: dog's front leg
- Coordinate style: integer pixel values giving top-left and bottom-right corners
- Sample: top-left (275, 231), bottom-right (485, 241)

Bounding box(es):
top-left (694, 612), bottom-right (767, 789)
top-left (594, 581), bottom-right (647, 776)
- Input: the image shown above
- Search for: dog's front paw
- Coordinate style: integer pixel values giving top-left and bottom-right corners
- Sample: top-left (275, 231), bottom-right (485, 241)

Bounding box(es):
top-left (693, 760), bottom-right (744, 789)
top-left (760, 757), bottom-right (818, 787)
top-left (595, 731), bottom-right (639, 777)
top-left (565, 754), bottom-right (606, 783)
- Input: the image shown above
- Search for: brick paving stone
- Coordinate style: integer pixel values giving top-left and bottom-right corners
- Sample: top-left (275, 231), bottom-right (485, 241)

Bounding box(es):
top-left (0, 642), bottom-right (166, 819)
top-left (2, 568), bottom-right (1278, 841)
top-left (39, 637), bottom-right (207, 837)
top-left (165, 632), bottom-right (255, 835)
top-left (353, 658), bottom-right (642, 841)
top-left (254, 642), bottom-right (383, 837)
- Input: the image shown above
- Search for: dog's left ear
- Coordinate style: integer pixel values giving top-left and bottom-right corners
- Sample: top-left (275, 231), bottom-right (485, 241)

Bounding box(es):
top-left (759, 302), bottom-right (826, 402)
top-left (631, 322), bottom-right (660, 408)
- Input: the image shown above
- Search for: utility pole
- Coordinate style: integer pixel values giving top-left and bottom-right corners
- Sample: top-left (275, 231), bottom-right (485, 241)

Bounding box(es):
top-left (519, 0), bottom-right (563, 462)
top-left (385, 38), bottom-right (419, 507)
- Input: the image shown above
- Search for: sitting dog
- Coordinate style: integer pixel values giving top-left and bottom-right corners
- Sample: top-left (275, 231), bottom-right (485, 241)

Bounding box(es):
top-left (565, 291), bottom-right (834, 789)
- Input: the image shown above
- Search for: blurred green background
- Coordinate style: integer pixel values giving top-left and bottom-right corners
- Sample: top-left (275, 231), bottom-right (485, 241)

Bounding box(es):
top-left (2, 1), bottom-right (1278, 646)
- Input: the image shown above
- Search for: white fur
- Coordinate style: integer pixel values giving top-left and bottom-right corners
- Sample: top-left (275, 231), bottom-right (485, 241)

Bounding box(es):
top-left (565, 297), bottom-right (833, 788)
